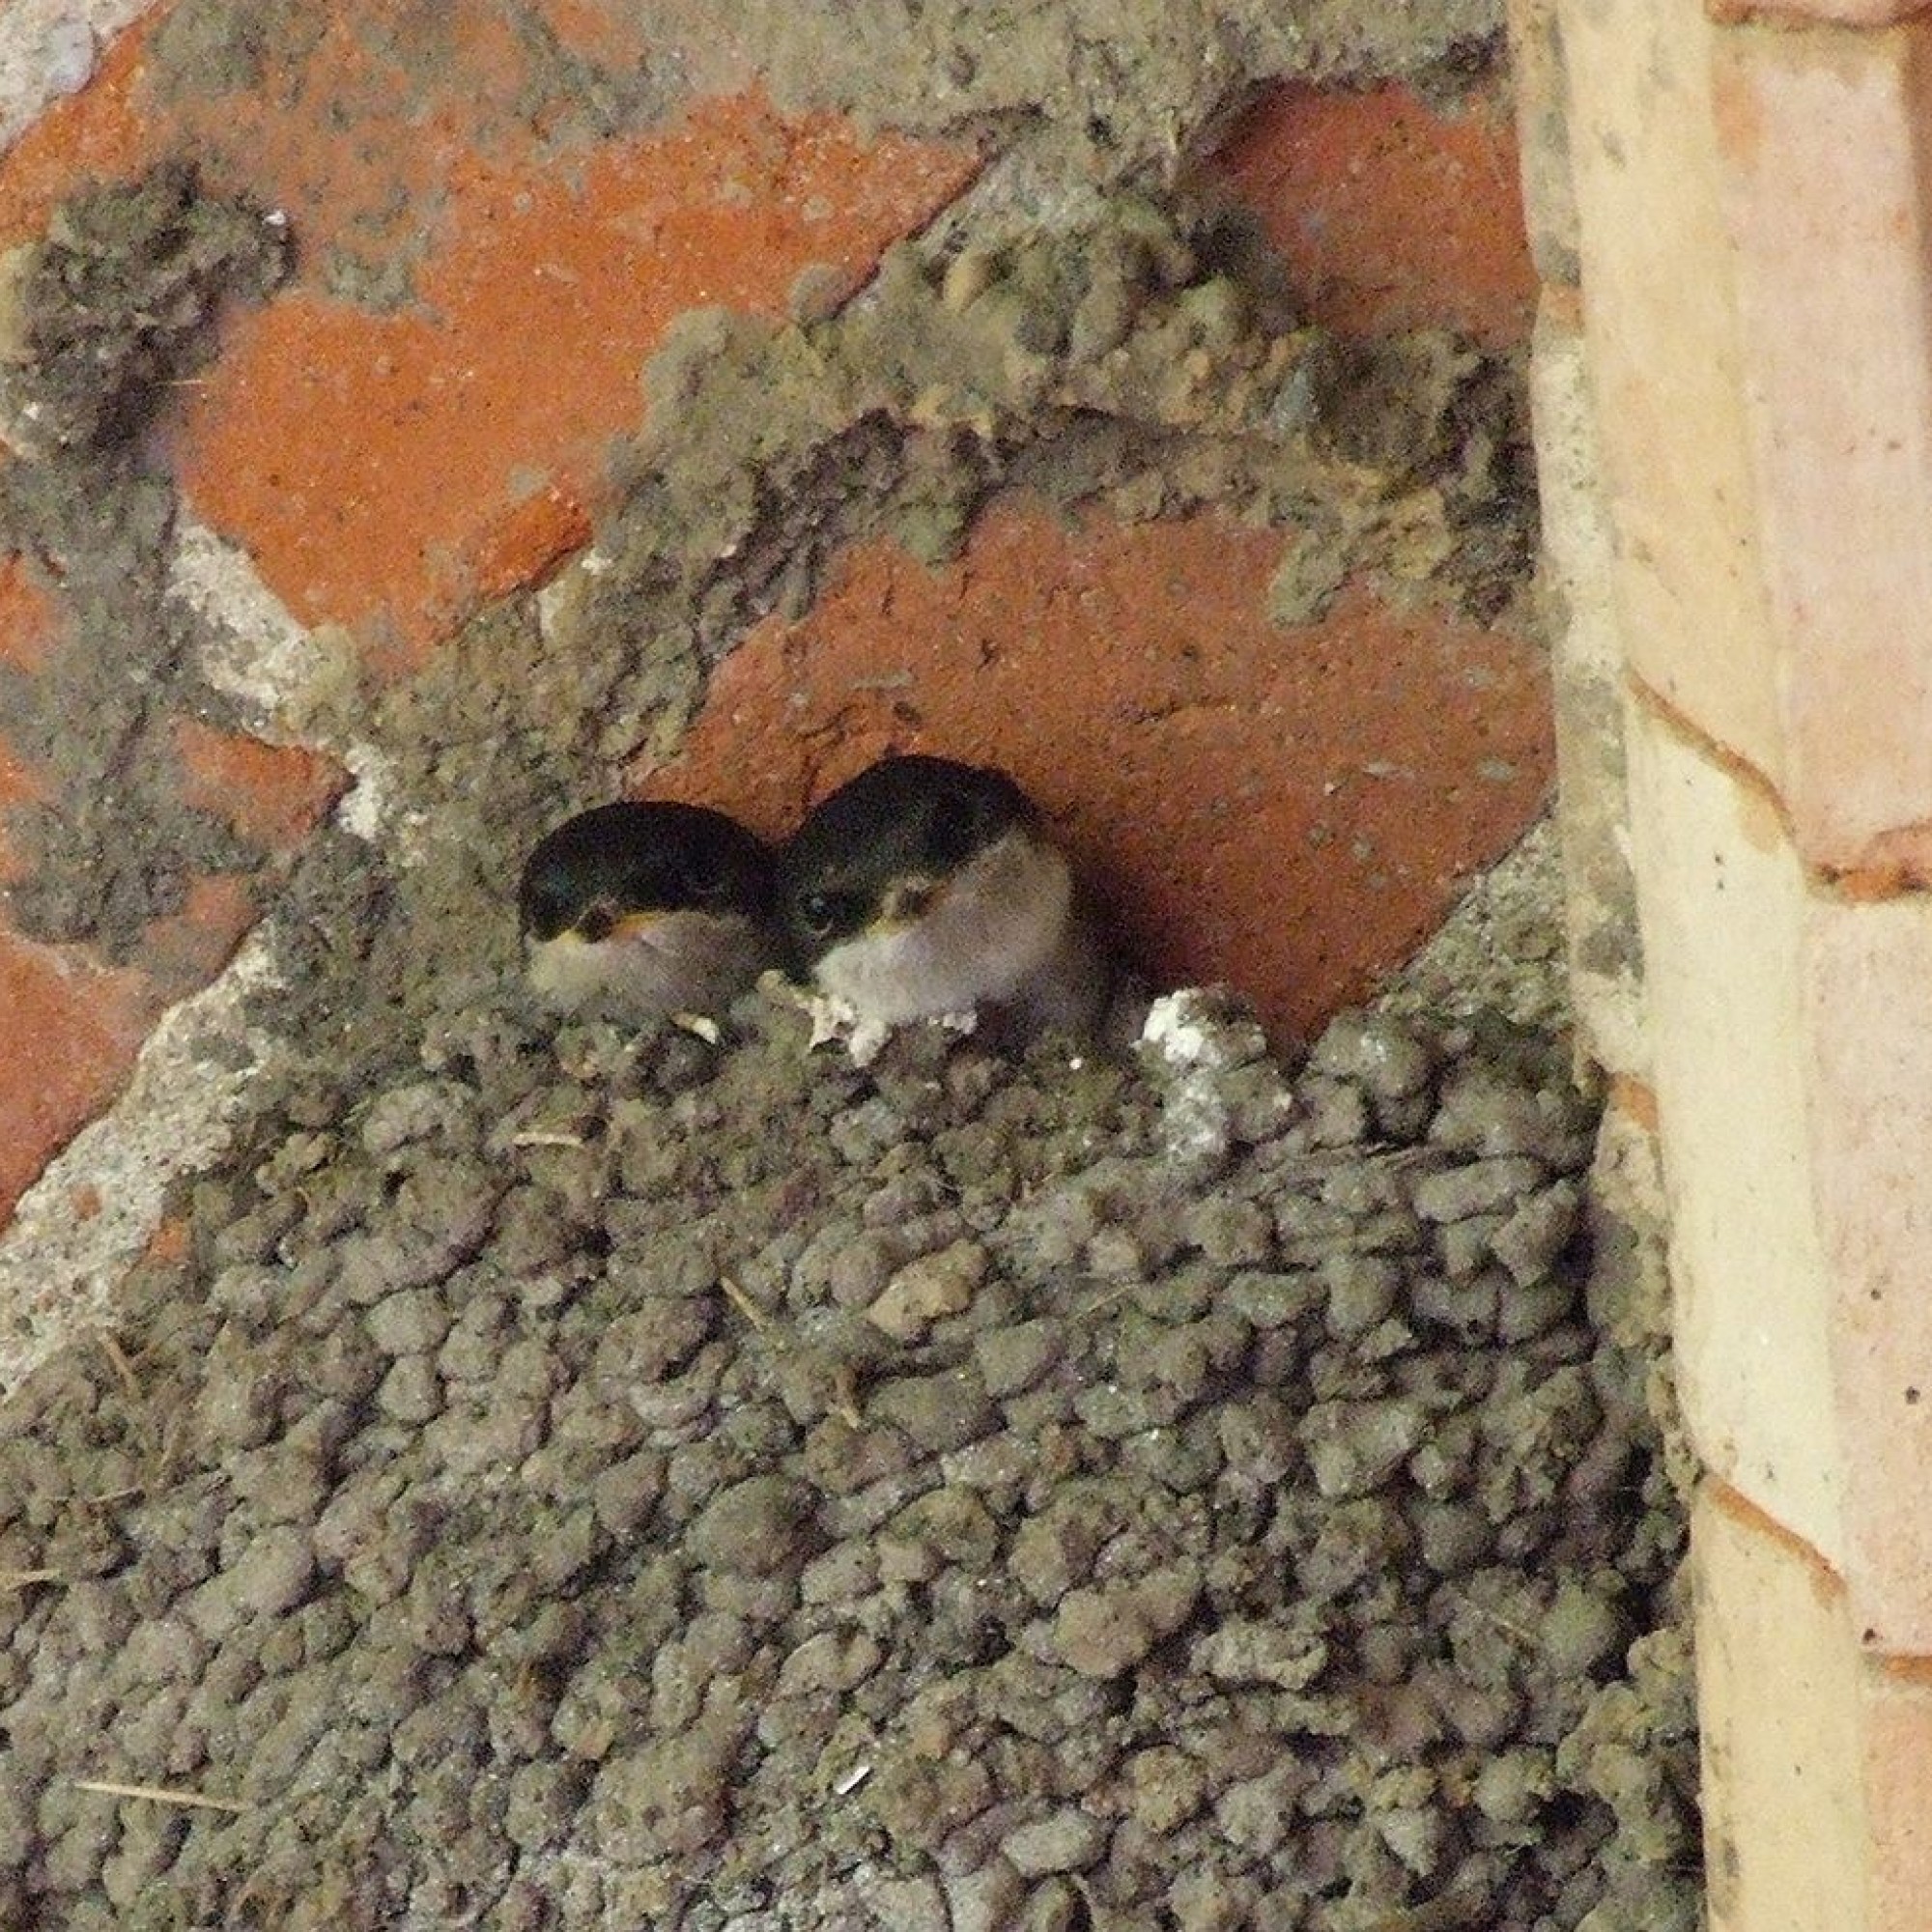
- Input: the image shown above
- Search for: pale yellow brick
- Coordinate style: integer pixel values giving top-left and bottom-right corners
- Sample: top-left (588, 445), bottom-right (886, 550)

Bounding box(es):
top-left (1562, 0), bottom-right (1781, 781)
top-left (1862, 1661), bottom-right (1932, 1919)
top-left (1806, 894), bottom-right (1932, 1653)
top-left (1714, 21), bottom-right (1932, 874)
top-left (1696, 1485), bottom-right (1867, 1932)
top-left (1627, 701), bottom-right (1841, 1561)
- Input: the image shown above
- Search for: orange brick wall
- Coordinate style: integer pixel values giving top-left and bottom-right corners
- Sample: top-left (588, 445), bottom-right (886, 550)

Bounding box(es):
top-left (0, 5), bottom-right (1550, 1279)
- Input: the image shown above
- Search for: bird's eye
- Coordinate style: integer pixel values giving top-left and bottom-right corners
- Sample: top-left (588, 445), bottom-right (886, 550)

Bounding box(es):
top-left (923, 788), bottom-right (985, 867)
top-left (577, 901), bottom-right (616, 943)
top-left (797, 889), bottom-right (846, 937)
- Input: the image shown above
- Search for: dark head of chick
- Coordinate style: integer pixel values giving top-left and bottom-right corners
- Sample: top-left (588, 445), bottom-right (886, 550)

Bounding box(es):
top-left (519, 800), bottom-right (775, 1019)
top-left (780, 753), bottom-right (1107, 1037)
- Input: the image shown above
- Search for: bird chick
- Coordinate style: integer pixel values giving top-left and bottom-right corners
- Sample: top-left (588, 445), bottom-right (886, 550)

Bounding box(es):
top-left (519, 800), bottom-right (775, 1021)
top-left (780, 753), bottom-right (1108, 1043)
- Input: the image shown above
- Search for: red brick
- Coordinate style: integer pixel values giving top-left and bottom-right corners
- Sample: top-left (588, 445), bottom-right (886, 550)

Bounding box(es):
top-left (0, 8), bottom-right (977, 653)
top-left (0, 556), bottom-right (60, 882)
top-left (0, 16), bottom-right (155, 249)
top-left (0, 929), bottom-right (157, 1221)
top-left (0, 742), bottom-right (46, 885)
top-left (175, 90), bottom-right (978, 654)
top-left (0, 5), bottom-right (607, 260)
top-left (1208, 82), bottom-right (1538, 349)
top-left (171, 717), bottom-right (347, 851)
top-left (529, 0), bottom-right (661, 71)
top-left (133, 871), bottom-right (258, 996)
top-left (163, 5), bottom-right (559, 268)
top-left (642, 500), bottom-right (1551, 1042)
top-left (0, 553), bottom-right (59, 672)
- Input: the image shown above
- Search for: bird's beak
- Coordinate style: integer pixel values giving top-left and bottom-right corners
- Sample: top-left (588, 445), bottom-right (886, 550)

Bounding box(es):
top-left (603, 907), bottom-right (669, 945)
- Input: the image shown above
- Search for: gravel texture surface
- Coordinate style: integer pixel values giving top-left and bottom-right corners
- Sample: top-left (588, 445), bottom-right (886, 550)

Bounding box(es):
top-left (0, 984), bottom-right (1696, 1929)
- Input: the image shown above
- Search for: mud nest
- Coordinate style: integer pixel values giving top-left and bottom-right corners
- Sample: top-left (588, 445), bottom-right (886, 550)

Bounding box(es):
top-left (0, 990), bottom-right (1695, 1930)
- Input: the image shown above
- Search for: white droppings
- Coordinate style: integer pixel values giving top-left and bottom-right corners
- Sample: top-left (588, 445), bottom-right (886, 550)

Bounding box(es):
top-left (535, 547), bottom-right (613, 641)
top-left (1142, 990), bottom-right (1211, 1065)
top-left (796, 981), bottom-right (980, 1066)
top-left (1143, 989), bottom-right (1264, 1166)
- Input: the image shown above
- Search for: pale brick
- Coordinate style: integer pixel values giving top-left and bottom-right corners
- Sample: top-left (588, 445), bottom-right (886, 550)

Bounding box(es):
top-left (1562, 0), bottom-right (1781, 781)
top-left (1862, 1662), bottom-right (1932, 1918)
top-left (1714, 21), bottom-right (1932, 874)
top-left (1727, 0), bottom-right (1932, 27)
top-left (1806, 894), bottom-right (1932, 1653)
top-left (1695, 1485), bottom-right (1867, 1932)
top-left (1627, 702), bottom-right (1841, 1561)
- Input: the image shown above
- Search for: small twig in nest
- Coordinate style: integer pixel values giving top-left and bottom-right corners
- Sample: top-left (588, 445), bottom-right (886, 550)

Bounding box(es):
top-left (1, 1568), bottom-right (65, 1590)
top-left (72, 1778), bottom-right (248, 1815)
top-left (718, 1275), bottom-right (770, 1333)
top-left (1072, 1279), bottom-right (1138, 1322)
top-left (97, 1332), bottom-right (140, 1402)
top-left (830, 1364), bottom-right (863, 1430)
top-left (1361, 1889), bottom-right (1494, 1932)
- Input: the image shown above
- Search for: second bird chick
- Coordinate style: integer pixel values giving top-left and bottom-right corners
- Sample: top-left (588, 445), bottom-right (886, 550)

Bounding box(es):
top-left (780, 753), bottom-right (1109, 1042)
top-left (519, 800), bottom-right (775, 1021)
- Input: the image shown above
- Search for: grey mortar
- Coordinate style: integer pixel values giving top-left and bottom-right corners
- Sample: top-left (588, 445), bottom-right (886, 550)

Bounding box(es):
top-left (0, 163), bottom-right (292, 958)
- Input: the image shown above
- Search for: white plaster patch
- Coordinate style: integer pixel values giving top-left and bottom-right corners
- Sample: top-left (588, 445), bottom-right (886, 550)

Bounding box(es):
top-left (338, 742), bottom-right (410, 847)
top-left (170, 520), bottom-right (327, 731)
top-left (0, 926), bottom-right (287, 1396)
top-left (0, 2), bottom-right (153, 158)
top-left (171, 520), bottom-right (410, 848)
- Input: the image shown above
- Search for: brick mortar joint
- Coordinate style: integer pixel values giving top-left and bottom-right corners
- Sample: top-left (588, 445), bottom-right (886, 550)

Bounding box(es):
top-left (1704, 0), bottom-right (1932, 29)
top-left (1627, 669), bottom-right (1932, 904)
top-left (1702, 1474), bottom-right (1846, 1590)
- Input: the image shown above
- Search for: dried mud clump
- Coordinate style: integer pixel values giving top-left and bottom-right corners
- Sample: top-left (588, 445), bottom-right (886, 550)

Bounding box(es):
top-left (0, 992), bottom-right (1696, 1929)
top-left (0, 163), bottom-right (296, 960)
top-left (0, 159), bottom-right (287, 460)
top-left (572, 194), bottom-right (1532, 713)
